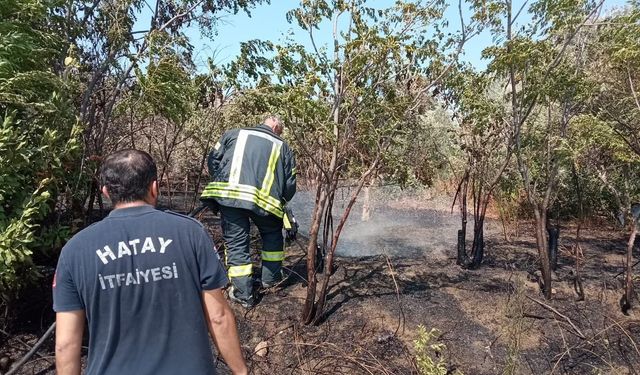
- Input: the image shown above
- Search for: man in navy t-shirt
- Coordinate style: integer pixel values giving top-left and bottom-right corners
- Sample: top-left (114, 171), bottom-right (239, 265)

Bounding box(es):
top-left (53, 149), bottom-right (248, 375)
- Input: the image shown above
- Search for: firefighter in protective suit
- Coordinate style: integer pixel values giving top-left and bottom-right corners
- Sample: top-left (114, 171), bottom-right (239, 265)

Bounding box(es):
top-left (201, 116), bottom-right (296, 308)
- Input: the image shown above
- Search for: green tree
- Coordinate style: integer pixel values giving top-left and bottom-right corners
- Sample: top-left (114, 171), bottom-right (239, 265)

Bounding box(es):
top-left (226, 0), bottom-right (481, 323)
top-left (590, 1), bottom-right (640, 158)
top-left (446, 70), bottom-right (512, 268)
top-left (569, 3), bottom-right (640, 310)
top-left (481, 0), bottom-right (602, 299)
top-left (0, 0), bottom-right (80, 300)
top-left (57, 0), bottom-right (268, 216)
top-left (570, 115), bottom-right (640, 310)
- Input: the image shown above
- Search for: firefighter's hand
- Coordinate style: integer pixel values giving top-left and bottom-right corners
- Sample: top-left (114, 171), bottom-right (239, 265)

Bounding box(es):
top-left (210, 204), bottom-right (219, 216)
top-left (201, 198), bottom-right (220, 215)
top-left (285, 230), bottom-right (295, 244)
top-left (285, 221), bottom-right (298, 244)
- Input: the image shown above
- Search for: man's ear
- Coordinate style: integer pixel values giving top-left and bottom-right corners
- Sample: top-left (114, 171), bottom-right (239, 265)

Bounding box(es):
top-left (150, 180), bottom-right (159, 200)
top-left (144, 180), bottom-right (159, 206)
top-left (101, 186), bottom-right (110, 200)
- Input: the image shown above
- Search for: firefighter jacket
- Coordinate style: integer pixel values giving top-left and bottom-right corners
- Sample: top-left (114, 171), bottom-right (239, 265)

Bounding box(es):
top-left (201, 124), bottom-right (296, 218)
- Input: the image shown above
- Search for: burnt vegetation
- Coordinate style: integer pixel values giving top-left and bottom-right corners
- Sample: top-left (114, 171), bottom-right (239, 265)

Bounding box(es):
top-left (1, 0), bottom-right (640, 374)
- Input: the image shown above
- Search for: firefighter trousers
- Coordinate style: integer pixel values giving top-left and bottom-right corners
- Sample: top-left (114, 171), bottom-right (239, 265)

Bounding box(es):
top-left (219, 205), bottom-right (284, 302)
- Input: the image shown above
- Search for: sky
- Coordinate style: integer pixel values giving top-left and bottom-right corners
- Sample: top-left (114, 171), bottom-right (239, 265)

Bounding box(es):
top-left (183, 0), bottom-right (630, 72)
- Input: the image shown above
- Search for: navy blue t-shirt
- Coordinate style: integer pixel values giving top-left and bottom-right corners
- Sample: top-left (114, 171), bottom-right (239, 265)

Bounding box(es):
top-left (53, 205), bottom-right (228, 375)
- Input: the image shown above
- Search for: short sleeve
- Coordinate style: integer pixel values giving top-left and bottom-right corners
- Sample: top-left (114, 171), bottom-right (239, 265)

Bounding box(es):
top-left (52, 251), bottom-right (84, 312)
top-left (195, 228), bottom-right (229, 290)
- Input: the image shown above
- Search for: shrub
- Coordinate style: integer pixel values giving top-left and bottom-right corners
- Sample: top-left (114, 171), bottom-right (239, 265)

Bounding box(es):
top-left (414, 325), bottom-right (462, 375)
top-left (0, 0), bottom-right (80, 302)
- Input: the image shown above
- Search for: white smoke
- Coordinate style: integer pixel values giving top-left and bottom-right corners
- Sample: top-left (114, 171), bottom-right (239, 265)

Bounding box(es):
top-left (288, 185), bottom-right (479, 259)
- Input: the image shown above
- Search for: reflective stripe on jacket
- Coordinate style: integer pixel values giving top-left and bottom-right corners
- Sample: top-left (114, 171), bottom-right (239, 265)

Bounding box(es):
top-left (201, 124), bottom-right (296, 217)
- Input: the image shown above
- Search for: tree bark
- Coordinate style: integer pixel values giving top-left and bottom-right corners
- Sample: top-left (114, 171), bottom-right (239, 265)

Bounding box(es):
top-left (302, 182), bottom-right (326, 324)
top-left (312, 169), bottom-right (373, 324)
top-left (548, 226), bottom-right (560, 271)
top-left (470, 218), bottom-right (485, 268)
top-left (622, 220), bottom-right (637, 313)
top-left (85, 177), bottom-right (98, 224)
top-left (456, 172), bottom-right (469, 266)
top-left (457, 229), bottom-right (466, 266)
top-left (534, 207), bottom-right (553, 299)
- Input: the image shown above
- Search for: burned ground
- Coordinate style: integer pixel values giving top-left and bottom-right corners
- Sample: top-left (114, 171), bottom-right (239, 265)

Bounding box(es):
top-left (1, 190), bottom-right (639, 374)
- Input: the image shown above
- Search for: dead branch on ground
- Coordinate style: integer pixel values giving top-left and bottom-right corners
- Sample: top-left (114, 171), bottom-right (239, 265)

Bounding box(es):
top-left (5, 322), bottom-right (56, 375)
top-left (383, 254), bottom-right (405, 336)
top-left (526, 296), bottom-right (586, 339)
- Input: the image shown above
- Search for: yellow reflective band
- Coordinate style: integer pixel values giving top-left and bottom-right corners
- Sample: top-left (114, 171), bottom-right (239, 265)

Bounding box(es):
top-left (204, 182), bottom-right (282, 208)
top-left (202, 190), bottom-right (283, 218)
top-left (260, 143), bottom-right (282, 196)
top-left (291, 167), bottom-right (296, 176)
top-left (203, 188), bottom-right (282, 217)
top-left (283, 213), bottom-right (292, 230)
top-left (228, 264), bottom-right (252, 278)
top-left (202, 182), bottom-right (284, 217)
top-left (214, 141), bottom-right (221, 150)
top-left (262, 251), bottom-right (284, 262)
top-left (229, 131), bottom-right (248, 184)
top-left (202, 188), bottom-right (283, 217)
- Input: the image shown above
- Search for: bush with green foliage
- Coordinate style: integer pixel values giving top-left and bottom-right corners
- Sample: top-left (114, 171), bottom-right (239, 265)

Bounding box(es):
top-left (0, 0), bottom-right (80, 301)
top-left (414, 325), bottom-right (462, 375)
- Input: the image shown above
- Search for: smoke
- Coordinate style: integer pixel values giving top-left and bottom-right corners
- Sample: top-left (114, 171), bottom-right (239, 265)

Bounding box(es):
top-left (288, 186), bottom-right (475, 259)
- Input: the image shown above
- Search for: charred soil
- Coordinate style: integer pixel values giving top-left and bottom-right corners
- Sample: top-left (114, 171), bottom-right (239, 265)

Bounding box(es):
top-left (1, 192), bottom-right (639, 375)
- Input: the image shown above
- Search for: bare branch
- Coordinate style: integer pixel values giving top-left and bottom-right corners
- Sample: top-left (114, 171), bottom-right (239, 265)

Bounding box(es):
top-left (158, 0), bottom-right (205, 32)
top-left (526, 296), bottom-right (586, 339)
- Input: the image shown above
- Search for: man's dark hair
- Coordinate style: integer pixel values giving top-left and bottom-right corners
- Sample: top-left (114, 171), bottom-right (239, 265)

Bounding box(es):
top-left (100, 149), bottom-right (157, 204)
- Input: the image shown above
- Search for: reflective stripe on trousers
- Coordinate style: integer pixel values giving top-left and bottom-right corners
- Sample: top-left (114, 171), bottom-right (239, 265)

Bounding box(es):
top-left (228, 264), bottom-right (252, 278)
top-left (262, 250), bottom-right (285, 262)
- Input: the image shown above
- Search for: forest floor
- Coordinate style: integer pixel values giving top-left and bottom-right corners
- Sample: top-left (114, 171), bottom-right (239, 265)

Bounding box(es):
top-left (1, 188), bottom-right (639, 374)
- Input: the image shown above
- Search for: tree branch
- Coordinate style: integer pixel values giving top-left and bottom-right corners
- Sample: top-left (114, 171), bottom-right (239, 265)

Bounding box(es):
top-left (526, 296), bottom-right (586, 339)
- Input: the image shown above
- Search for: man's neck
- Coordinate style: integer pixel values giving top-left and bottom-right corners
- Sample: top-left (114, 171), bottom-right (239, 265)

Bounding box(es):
top-left (259, 124), bottom-right (281, 136)
top-left (113, 200), bottom-right (152, 210)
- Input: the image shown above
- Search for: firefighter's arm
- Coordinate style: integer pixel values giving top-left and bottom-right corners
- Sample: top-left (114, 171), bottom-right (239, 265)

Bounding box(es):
top-left (55, 310), bottom-right (84, 375)
top-left (283, 146), bottom-right (297, 202)
top-left (207, 132), bottom-right (228, 177)
top-left (202, 289), bottom-right (248, 375)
